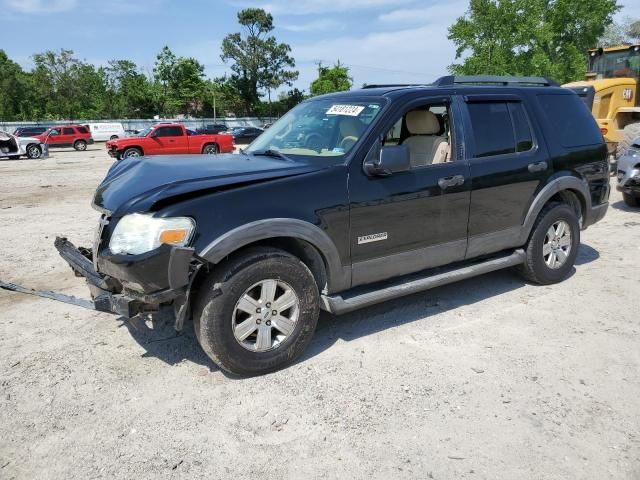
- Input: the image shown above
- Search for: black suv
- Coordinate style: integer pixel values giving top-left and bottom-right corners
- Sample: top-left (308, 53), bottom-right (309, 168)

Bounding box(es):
top-left (56, 76), bottom-right (609, 376)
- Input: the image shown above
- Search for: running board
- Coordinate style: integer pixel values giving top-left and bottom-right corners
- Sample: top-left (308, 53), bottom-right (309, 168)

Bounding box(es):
top-left (320, 249), bottom-right (526, 314)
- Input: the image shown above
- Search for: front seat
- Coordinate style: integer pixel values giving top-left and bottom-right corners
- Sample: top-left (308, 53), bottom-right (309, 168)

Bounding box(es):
top-left (402, 110), bottom-right (448, 167)
top-left (337, 117), bottom-right (365, 151)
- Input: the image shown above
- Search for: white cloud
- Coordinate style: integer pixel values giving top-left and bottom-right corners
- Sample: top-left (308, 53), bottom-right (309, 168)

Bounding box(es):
top-left (231, 0), bottom-right (415, 15)
top-left (292, 23), bottom-right (458, 90)
top-left (379, 2), bottom-right (467, 25)
top-left (3, 0), bottom-right (77, 14)
top-left (280, 19), bottom-right (343, 32)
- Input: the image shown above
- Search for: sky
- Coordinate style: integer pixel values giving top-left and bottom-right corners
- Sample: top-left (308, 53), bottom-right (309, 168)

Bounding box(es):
top-left (1, 0), bottom-right (639, 96)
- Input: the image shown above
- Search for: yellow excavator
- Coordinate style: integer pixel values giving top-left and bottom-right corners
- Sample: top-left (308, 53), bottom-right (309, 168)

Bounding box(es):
top-left (563, 44), bottom-right (640, 162)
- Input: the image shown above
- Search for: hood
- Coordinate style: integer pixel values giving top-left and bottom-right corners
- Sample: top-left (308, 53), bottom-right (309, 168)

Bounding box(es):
top-left (94, 153), bottom-right (325, 215)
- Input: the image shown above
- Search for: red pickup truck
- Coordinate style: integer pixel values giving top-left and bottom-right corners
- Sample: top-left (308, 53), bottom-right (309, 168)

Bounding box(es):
top-left (106, 123), bottom-right (234, 160)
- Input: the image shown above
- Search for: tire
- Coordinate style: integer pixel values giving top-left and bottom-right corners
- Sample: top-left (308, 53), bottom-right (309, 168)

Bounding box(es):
top-left (121, 147), bottom-right (142, 159)
top-left (193, 247), bottom-right (320, 376)
top-left (518, 203), bottom-right (580, 285)
top-left (26, 144), bottom-right (42, 159)
top-left (110, 135), bottom-right (119, 140)
top-left (202, 144), bottom-right (219, 155)
top-left (616, 123), bottom-right (640, 159)
top-left (623, 192), bottom-right (640, 208)
top-left (73, 140), bottom-right (87, 151)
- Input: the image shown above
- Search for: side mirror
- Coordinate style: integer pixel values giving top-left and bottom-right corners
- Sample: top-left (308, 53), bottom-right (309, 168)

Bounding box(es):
top-left (363, 144), bottom-right (411, 177)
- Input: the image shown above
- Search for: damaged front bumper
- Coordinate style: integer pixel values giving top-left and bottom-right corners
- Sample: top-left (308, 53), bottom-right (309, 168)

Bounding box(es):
top-left (54, 237), bottom-right (201, 329)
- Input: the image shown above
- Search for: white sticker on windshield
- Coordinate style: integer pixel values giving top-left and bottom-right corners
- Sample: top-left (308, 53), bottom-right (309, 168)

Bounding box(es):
top-left (326, 104), bottom-right (365, 116)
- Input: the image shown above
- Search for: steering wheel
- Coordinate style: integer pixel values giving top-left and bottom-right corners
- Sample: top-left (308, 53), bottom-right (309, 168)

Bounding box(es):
top-left (339, 136), bottom-right (358, 151)
top-left (304, 133), bottom-right (324, 153)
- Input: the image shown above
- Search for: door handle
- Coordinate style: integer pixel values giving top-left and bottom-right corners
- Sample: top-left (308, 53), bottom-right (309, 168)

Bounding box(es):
top-left (438, 175), bottom-right (465, 190)
top-left (528, 161), bottom-right (548, 173)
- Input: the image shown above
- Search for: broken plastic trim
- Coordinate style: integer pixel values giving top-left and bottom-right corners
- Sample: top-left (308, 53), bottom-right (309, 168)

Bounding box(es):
top-left (0, 280), bottom-right (100, 311)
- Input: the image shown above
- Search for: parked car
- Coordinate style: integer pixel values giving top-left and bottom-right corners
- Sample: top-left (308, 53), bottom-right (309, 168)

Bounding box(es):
top-left (105, 123), bottom-right (234, 160)
top-left (56, 75), bottom-right (609, 376)
top-left (616, 136), bottom-right (640, 207)
top-left (196, 124), bottom-right (228, 135)
top-left (0, 130), bottom-right (44, 159)
top-left (34, 125), bottom-right (94, 151)
top-left (86, 123), bottom-right (126, 142)
top-left (13, 126), bottom-right (49, 137)
top-left (230, 126), bottom-right (263, 144)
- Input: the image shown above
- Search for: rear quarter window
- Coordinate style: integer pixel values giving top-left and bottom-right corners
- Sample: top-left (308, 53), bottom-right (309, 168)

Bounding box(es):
top-left (77, 126), bottom-right (89, 134)
top-left (537, 93), bottom-right (603, 147)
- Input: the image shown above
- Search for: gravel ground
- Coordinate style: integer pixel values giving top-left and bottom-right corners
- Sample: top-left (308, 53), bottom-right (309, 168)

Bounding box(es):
top-left (0, 147), bottom-right (639, 480)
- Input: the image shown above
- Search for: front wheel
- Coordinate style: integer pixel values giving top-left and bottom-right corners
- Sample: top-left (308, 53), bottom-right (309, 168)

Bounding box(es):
top-left (623, 192), bottom-right (639, 208)
top-left (518, 203), bottom-right (580, 285)
top-left (73, 140), bottom-right (87, 151)
top-left (26, 144), bottom-right (42, 159)
top-left (202, 144), bottom-right (219, 155)
top-left (193, 247), bottom-right (319, 376)
top-left (121, 147), bottom-right (142, 160)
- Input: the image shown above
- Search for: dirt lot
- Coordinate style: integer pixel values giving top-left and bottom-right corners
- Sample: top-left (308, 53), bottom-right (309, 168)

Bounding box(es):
top-left (0, 147), bottom-right (639, 480)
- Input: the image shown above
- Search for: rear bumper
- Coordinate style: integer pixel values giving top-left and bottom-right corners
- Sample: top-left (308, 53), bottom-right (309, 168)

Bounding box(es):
top-left (54, 237), bottom-right (199, 322)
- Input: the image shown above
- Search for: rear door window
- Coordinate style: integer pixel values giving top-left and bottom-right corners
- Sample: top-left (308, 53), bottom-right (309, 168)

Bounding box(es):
top-left (466, 100), bottom-right (535, 157)
top-left (537, 94), bottom-right (603, 147)
top-left (467, 102), bottom-right (515, 157)
top-left (63, 127), bottom-right (75, 135)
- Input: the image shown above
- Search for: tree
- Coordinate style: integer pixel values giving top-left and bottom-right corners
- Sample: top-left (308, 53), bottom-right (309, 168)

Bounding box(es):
top-left (104, 60), bottom-right (155, 118)
top-left (448, 0), bottom-right (620, 84)
top-left (221, 8), bottom-right (298, 114)
top-left (599, 16), bottom-right (640, 46)
top-left (309, 61), bottom-right (352, 96)
top-left (31, 49), bottom-right (107, 120)
top-left (0, 50), bottom-right (32, 121)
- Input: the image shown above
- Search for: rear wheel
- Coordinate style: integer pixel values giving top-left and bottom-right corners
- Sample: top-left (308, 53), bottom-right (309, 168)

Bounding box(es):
top-left (193, 247), bottom-right (319, 376)
top-left (518, 203), bottom-right (580, 285)
top-left (26, 144), bottom-right (42, 159)
top-left (616, 122), bottom-right (640, 158)
top-left (73, 140), bottom-right (87, 151)
top-left (623, 192), bottom-right (640, 208)
top-left (121, 147), bottom-right (142, 160)
top-left (202, 144), bottom-right (219, 155)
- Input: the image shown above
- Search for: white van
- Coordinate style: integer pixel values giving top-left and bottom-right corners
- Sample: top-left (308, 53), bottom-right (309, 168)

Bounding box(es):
top-left (86, 123), bottom-right (125, 142)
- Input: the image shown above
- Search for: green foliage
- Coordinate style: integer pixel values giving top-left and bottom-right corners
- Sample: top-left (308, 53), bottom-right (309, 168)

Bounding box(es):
top-left (448, 0), bottom-right (620, 83)
top-left (0, 11), bottom-right (306, 122)
top-left (599, 16), bottom-right (640, 46)
top-left (309, 61), bottom-right (352, 96)
top-left (221, 8), bottom-right (298, 113)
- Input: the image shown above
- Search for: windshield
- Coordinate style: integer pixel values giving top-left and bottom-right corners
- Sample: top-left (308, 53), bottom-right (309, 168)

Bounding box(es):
top-left (137, 128), bottom-right (152, 137)
top-left (245, 98), bottom-right (384, 159)
top-left (588, 46), bottom-right (640, 79)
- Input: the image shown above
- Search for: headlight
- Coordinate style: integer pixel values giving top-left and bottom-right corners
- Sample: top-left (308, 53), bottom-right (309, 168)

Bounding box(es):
top-left (109, 213), bottom-right (195, 255)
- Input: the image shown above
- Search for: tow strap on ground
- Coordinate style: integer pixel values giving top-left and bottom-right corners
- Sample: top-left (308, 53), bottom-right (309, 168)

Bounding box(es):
top-left (0, 280), bottom-right (95, 311)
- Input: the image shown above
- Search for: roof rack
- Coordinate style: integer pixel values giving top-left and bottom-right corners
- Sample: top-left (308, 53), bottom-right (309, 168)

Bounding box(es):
top-left (432, 75), bottom-right (558, 87)
top-left (361, 84), bottom-right (426, 89)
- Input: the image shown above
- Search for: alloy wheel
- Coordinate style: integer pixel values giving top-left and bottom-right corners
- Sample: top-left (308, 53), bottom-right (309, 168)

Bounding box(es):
top-left (232, 279), bottom-right (300, 352)
top-left (543, 220), bottom-right (572, 269)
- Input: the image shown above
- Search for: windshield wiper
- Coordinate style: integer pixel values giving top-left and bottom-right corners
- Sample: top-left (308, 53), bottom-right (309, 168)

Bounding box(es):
top-left (250, 149), bottom-right (289, 160)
